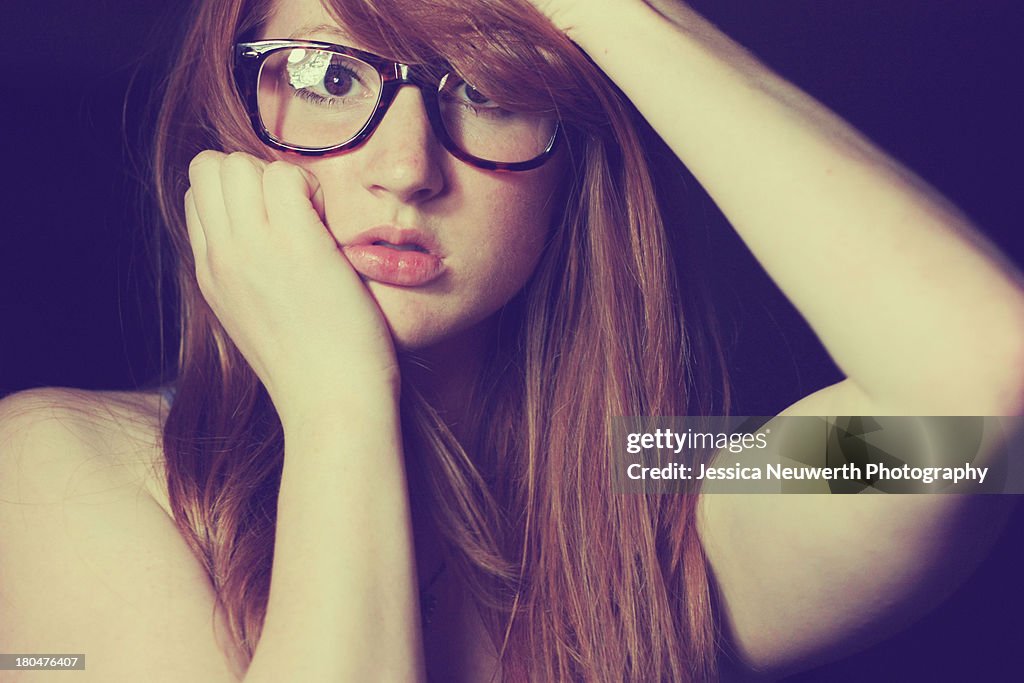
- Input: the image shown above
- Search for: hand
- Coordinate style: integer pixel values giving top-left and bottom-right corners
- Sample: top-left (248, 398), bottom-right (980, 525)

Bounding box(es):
top-left (522, 0), bottom-right (585, 33)
top-left (185, 151), bottom-right (400, 417)
top-left (522, 0), bottom-right (646, 35)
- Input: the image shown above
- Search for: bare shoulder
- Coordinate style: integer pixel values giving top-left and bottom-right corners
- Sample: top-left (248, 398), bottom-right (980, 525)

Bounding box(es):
top-left (0, 388), bottom-right (242, 681)
top-left (0, 387), bottom-right (169, 506)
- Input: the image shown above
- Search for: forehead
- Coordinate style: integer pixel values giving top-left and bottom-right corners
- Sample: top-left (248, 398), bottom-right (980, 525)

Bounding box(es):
top-left (262, 0), bottom-right (351, 41)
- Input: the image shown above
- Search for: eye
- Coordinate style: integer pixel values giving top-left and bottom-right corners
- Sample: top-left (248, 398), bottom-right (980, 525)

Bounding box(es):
top-left (283, 49), bottom-right (377, 104)
top-left (448, 78), bottom-right (501, 109)
top-left (461, 83), bottom-right (493, 105)
top-left (322, 61), bottom-right (359, 97)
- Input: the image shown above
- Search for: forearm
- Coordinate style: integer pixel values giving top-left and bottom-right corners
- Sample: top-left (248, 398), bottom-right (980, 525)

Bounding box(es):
top-left (245, 401), bottom-right (424, 682)
top-left (570, 1), bottom-right (1024, 411)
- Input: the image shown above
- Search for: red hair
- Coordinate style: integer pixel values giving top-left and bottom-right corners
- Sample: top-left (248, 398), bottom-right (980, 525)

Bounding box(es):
top-left (153, 0), bottom-right (730, 679)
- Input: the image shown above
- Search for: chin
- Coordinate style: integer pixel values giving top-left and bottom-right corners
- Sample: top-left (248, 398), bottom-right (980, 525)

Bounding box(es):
top-left (384, 307), bottom-right (497, 362)
top-left (366, 282), bottom-right (505, 360)
top-left (376, 301), bottom-right (462, 353)
top-left (390, 327), bottom-right (446, 353)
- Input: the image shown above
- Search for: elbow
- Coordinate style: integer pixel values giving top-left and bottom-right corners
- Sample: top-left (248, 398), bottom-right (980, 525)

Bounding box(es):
top-left (906, 303), bottom-right (1024, 416)
top-left (987, 298), bottom-right (1024, 414)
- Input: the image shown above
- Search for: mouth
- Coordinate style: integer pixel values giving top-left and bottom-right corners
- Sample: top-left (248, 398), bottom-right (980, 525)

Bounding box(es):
top-left (372, 240), bottom-right (429, 253)
top-left (343, 225), bottom-right (445, 287)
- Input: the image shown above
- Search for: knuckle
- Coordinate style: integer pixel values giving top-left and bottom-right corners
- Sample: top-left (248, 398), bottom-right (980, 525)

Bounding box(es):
top-left (194, 263), bottom-right (211, 291)
top-left (188, 149), bottom-right (223, 174)
top-left (264, 160), bottom-right (317, 196)
top-left (223, 151), bottom-right (259, 175)
top-left (203, 249), bottom-right (233, 282)
top-left (262, 160), bottom-right (293, 182)
top-left (266, 159), bottom-right (304, 185)
top-left (193, 258), bottom-right (218, 295)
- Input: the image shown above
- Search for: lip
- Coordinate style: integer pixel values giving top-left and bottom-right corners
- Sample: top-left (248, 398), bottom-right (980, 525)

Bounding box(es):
top-left (342, 225), bottom-right (445, 287)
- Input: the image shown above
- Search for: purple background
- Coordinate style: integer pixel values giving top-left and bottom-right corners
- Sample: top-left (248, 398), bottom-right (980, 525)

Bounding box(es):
top-left (0, 1), bottom-right (1020, 679)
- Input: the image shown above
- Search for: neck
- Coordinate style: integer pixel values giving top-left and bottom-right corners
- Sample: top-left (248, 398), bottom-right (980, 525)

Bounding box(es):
top-left (399, 320), bottom-right (497, 606)
top-left (400, 320), bottom-right (496, 442)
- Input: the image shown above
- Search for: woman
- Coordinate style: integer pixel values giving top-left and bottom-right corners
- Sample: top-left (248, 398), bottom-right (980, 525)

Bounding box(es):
top-left (1, 0), bottom-right (1021, 680)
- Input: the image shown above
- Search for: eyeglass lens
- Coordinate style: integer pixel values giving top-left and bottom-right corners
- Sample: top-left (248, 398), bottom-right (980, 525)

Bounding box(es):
top-left (256, 48), bottom-right (557, 164)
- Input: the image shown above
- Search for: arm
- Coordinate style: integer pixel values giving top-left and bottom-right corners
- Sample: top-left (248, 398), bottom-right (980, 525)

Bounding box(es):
top-left (0, 149), bottom-right (427, 683)
top-left (0, 391), bottom-right (422, 683)
top-left (559, 0), bottom-right (1024, 412)
top-left (246, 403), bottom-right (422, 682)
top-left (531, 0), bottom-right (1024, 674)
top-left (243, 401), bottom-right (419, 683)
top-left (185, 152), bottom-right (426, 681)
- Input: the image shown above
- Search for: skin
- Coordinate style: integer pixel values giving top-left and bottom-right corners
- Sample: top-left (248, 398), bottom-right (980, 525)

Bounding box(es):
top-left (0, 1), bottom-right (1021, 681)
top-left (187, 0), bottom-right (565, 420)
top-left (533, 0), bottom-right (1024, 677)
top-left (186, 1), bottom-right (567, 679)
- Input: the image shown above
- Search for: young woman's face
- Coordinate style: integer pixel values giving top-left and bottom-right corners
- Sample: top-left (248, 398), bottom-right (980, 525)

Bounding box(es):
top-left (260, 0), bottom-right (566, 353)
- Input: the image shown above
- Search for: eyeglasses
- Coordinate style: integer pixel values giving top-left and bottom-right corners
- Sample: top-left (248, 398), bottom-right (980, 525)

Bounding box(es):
top-left (233, 40), bottom-right (561, 171)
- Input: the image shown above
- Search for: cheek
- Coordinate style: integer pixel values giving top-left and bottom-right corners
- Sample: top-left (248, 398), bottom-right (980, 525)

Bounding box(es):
top-left (469, 186), bottom-right (557, 295)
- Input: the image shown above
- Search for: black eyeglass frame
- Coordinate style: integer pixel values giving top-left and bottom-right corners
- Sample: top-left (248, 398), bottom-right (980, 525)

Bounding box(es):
top-left (233, 40), bottom-right (562, 172)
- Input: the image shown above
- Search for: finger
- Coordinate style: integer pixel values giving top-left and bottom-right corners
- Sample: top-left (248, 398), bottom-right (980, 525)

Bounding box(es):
top-left (220, 152), bottom-right (270, 235)
top-left (183, 188), bottom-right (207, 261)
top-left (308, 172), bottom-right (326, 219)
top-left (188, 150), bottom-right (232, 238)
top-left (262, 161), bottom-right (326, 231)
top-left (184, 188), bottom-right (213, 294)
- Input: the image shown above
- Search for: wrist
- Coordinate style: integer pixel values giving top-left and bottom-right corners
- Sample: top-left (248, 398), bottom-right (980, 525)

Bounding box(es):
top-left (555, 0), bottom-right (657, 45)
top-left (272, 380), bottom-right (401, 438)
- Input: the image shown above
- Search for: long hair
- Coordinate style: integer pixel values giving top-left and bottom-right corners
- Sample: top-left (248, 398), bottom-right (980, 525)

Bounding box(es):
top-left (154, 0), bottom-right (730, 679)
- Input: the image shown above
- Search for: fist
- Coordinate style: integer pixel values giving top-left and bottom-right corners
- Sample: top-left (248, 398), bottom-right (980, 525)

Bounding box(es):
top-left (185, 151), bottom-right (400, 413)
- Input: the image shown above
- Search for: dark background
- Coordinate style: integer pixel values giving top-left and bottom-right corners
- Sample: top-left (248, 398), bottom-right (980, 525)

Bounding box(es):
top-left (1, 0), bottom-right (1021, 679)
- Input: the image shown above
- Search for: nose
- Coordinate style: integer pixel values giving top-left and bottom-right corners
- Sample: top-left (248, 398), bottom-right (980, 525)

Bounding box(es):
top-left (358, 86), bottom-right (446, 204)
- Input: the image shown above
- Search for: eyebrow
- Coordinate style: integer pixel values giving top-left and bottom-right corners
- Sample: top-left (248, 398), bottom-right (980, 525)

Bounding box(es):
top-left (288, 23), bottom-right (353, 41)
